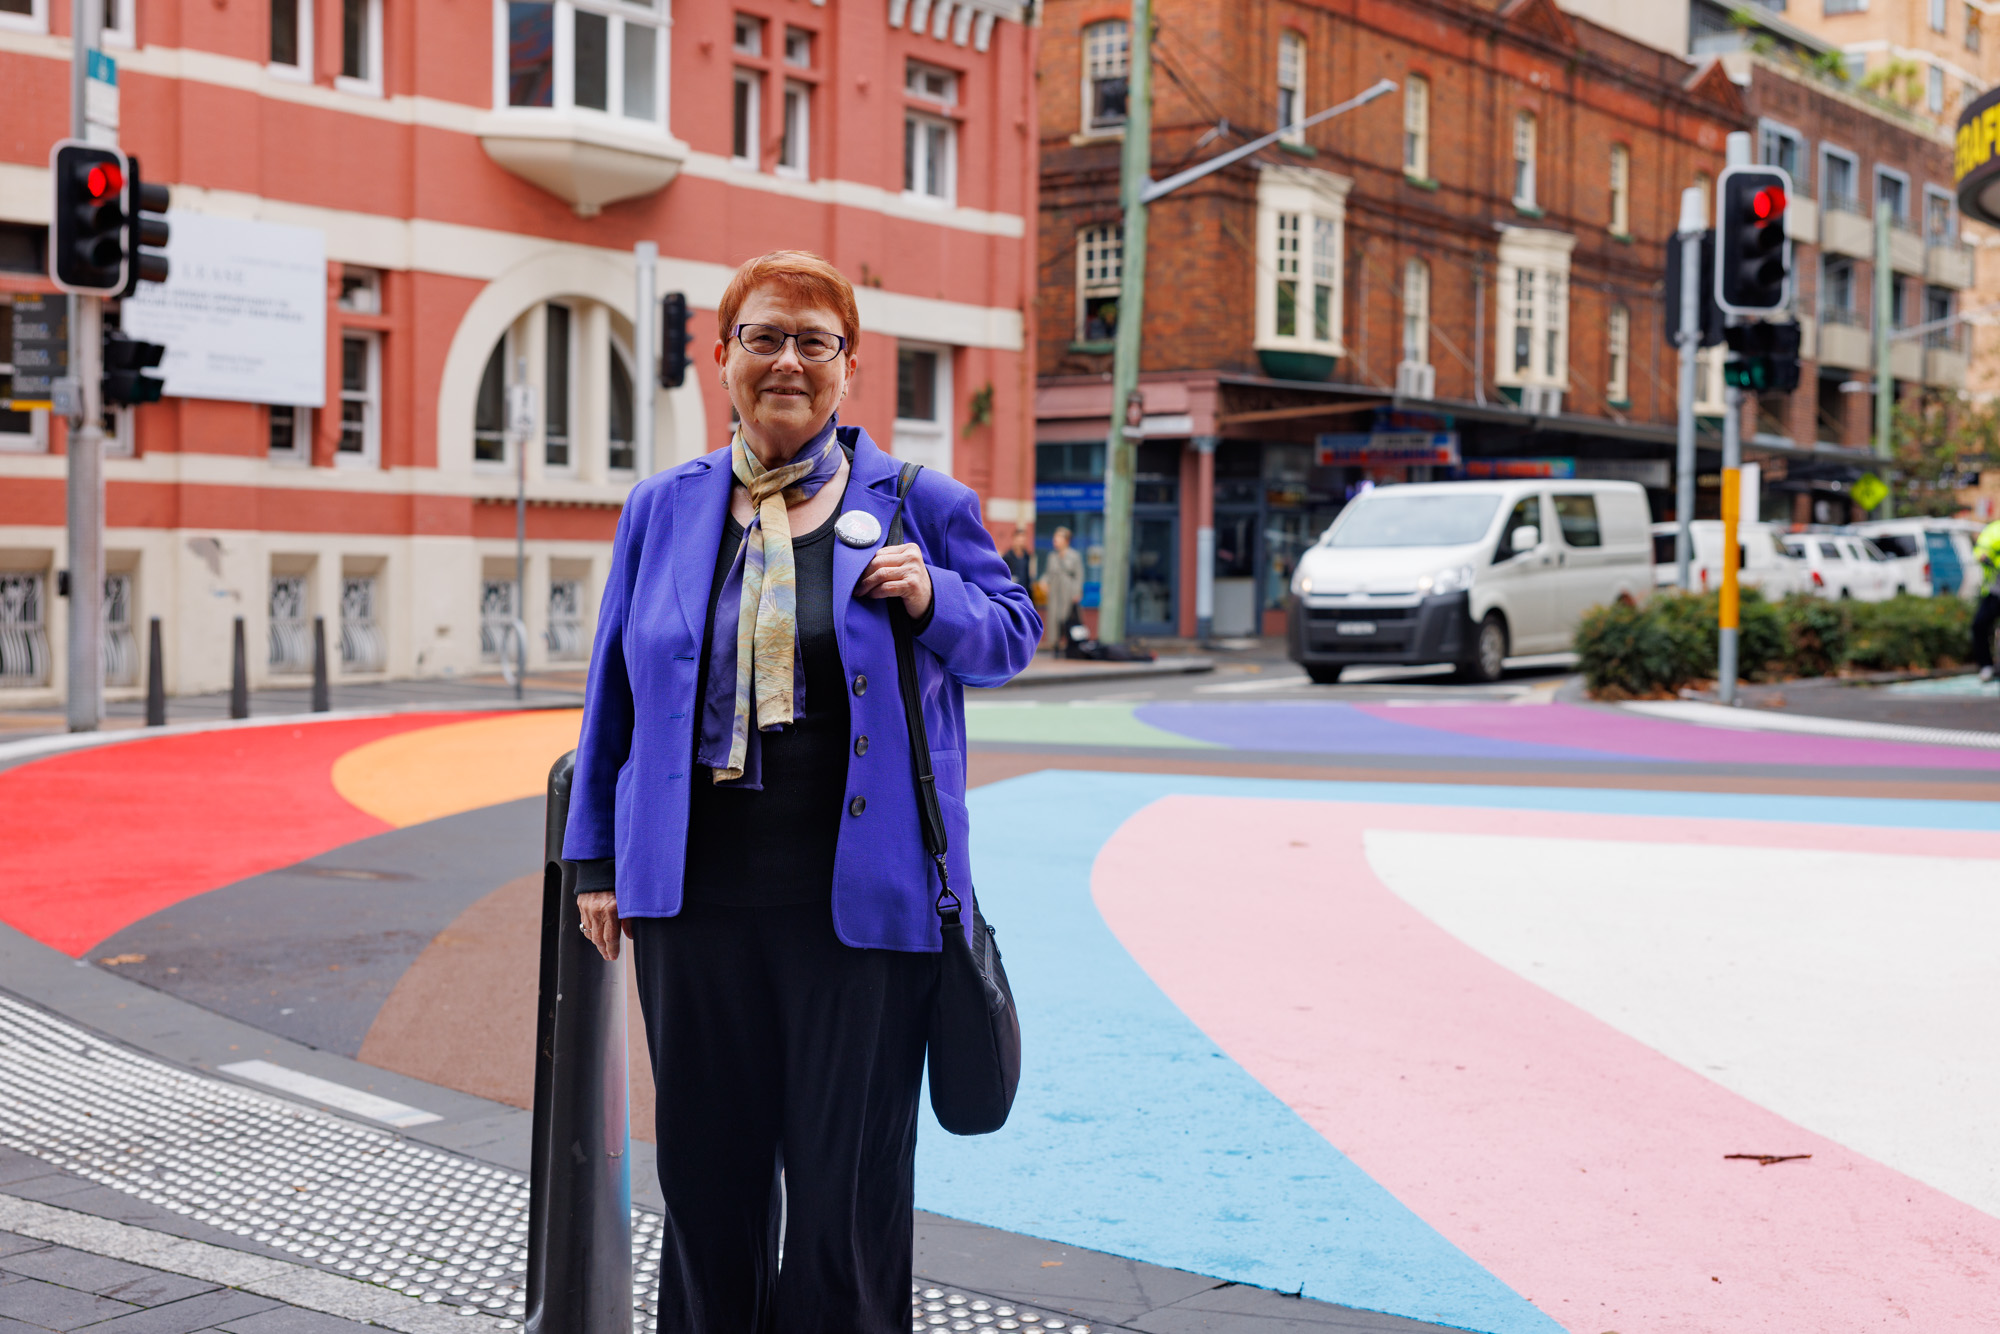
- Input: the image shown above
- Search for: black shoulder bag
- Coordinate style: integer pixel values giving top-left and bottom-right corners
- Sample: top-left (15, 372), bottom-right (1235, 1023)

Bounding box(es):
top-left (886, 462), bottom-right (1022, 1137)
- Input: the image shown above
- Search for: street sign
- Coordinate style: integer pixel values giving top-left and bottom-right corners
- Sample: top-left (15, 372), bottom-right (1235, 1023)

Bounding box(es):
top-left (1851, 473), bottom-right (1889, 511)
top-left (507, 382), bottom-right (538, 440)
top-left (5, 293), bottom-right (67, 410)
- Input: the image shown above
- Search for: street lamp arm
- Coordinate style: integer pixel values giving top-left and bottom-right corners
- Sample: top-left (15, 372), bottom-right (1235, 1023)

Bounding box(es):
top-left (1140, 79), bottom-right (1397, 204)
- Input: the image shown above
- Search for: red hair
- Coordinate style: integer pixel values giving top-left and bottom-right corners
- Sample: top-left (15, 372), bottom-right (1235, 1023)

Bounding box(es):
top-left (716, 250), bottom-right (861, 353)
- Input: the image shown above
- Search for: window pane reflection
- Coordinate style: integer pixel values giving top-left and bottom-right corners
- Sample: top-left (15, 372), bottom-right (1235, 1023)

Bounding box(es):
top-left (508, 1), bottom-right (554, 107)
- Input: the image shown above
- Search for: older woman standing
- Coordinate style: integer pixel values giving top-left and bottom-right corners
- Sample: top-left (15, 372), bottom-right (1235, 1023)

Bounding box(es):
top-left (1041, 526), bottom-right (1086, 649)
top-left (561, 251), bottom-right (1040, 1333)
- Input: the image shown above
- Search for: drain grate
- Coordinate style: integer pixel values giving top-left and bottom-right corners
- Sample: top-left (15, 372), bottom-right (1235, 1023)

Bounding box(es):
top-left (0, 995), bottom-right (1084, 1332)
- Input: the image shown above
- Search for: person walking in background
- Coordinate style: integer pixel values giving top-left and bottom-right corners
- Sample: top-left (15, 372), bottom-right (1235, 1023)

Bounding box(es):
top-left (1973, 518), bottom-right (2000, 683)
top-left (561, 250), bottom-right (1040, 1333)
top-left (1041, 526), bottom-right (1086, 652)
top-left (1003, 525), bottom-right (1035, 588)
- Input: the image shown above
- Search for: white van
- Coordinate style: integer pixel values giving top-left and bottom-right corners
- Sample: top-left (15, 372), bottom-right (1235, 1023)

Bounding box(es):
top-left (1649, 521), bottom-right (1811, 598)
top-left (1286, 479), bottom-right (1653, 683)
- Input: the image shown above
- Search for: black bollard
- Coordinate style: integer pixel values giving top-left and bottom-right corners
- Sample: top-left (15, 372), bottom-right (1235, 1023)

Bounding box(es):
top-left (310, 616), bottom-right (330, 713)
top-left (145, 617), bottom-right (165, 727)
top-left (526, 752), bottom-right (632, 1334)
top-left (229, 617), bottom-right (249, 719)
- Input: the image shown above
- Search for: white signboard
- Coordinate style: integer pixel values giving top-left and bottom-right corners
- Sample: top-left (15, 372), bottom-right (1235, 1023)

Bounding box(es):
top-left (121, 213), bottom-right (326, 407)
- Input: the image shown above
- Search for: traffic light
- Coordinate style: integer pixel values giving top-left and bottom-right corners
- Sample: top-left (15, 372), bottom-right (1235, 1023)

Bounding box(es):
top-left (1722, 322), bottom-right (1802, 393)
top-left (1715, 165), bottom-right (1793, 315)
top-left (50, 140), bottom-right (128, 295)
top-left (119, 156), bottom-right (170, 297)
top-left (103, 330), bottom-right (166, 406)
top-left (660, 291), bottom-right (692, 389)
top-left (1662, 229), bottom-right (1723, 348)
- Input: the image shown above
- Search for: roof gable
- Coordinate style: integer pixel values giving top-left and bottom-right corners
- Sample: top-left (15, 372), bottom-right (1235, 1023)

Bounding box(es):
top-left (1498, 0), bottom-right (1578, 49)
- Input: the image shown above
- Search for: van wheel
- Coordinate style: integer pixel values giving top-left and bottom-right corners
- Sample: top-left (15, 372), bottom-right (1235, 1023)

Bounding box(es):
top-left (1305, 663), bottom-right (1343, 684)
top-left (1457, 614), bottom-right (1508, 684)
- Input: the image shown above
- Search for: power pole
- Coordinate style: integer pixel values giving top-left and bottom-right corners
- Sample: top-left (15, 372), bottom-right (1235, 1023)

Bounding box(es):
top-left (66, 0), bottom-right (105, 733)
top-left (1873, 198), bottom-right (1895, 519)
top-left (1096, 0), bottom-right (1154, 647)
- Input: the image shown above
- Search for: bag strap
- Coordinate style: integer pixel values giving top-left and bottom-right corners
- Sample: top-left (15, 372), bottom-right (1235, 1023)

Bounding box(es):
top-left (885, 462), bottom-right (961, 928)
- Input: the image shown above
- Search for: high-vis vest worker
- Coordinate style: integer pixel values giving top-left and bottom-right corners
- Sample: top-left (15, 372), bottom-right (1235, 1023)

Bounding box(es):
top-left (1977, 520), bottom-right (2000, 595)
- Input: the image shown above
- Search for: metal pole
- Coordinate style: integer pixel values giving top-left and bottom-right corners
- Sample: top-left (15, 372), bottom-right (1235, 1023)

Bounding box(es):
top-left (310, 615), bottom-right (330, 713)
top-left (1193, 435), bottom-right (1216, 643)
top-left (516, 356), bottom-right (528, 702)
top-left (144, 615), bottom-right (164, 727)
top-left (1675, 187), bottom-right (1703, 594)
top-left (1097, 0), bottom-right (1153, 647)
top-left (65, 0), bottom-right (104, 733)
top-left (1719, 383), bottom-right (1742, 705)
top-left (1873, 198), bottom-right (1895, 519)
top-left (229, 616), bottom-right (248, 718)
top-left (633, 241), bottom-right (656, 477)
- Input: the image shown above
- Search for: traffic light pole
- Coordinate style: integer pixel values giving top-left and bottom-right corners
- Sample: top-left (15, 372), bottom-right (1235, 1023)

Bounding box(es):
top-left (1873, 200), bottom-right (1894, 519)
top-left (66, 1), bottom-right (105, 733)
top-left (1095, 0), bottom-right (1153, 648)
top-left (1719, 376), bottom-right (1741, 707)
top-left (1674, 188), bottom-right (1702, 594)
top-left (633, 241), bottom-right (656, 477)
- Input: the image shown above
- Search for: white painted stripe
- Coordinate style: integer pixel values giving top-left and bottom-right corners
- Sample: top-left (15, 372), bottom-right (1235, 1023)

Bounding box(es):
top-left (1622, 699), bottom-right (2000, 751)
top-left (218, 1061), bottom-right (442, 1128)
top-left (1194, 674), bottom-right (1312, 694)
top-left (0, 1194), bottom-right (509, 1332)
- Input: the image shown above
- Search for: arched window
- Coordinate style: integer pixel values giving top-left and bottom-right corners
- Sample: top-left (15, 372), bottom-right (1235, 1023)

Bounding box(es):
top-left (474, 340), bottom-right (508, 464)
top-left (1513, 112), bottom-right (1537, 208)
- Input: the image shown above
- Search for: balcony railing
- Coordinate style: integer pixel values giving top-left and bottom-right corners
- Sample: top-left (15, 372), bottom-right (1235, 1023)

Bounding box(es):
top-left (1823, 190), bottom-right (1862, 216)
top-left (1819, 304), bottom-right (1864, 327)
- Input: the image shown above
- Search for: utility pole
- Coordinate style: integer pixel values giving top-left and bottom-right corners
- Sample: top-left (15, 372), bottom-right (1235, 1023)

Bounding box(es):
top-left (633, 241), bottom-right (656, 476)
top-left (1096, 0), bottom-right (1154, 647)
top-left (1093, 12), bottom-right (1393, 641)
top-left (1873, 198), bottom-right (1895, 519)
top-left (65, 0), bottom-right (105, 733)
top-left (1674, 187), bottom-right (1703, 593)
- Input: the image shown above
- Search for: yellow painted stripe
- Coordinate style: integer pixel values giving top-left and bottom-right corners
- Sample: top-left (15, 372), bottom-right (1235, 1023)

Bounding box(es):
top-left (330, 710), bottom-right (584, 829)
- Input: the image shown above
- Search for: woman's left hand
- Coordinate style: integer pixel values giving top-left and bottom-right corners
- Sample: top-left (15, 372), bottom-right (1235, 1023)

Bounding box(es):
top-left (859, 543), bottom-right (933, 619)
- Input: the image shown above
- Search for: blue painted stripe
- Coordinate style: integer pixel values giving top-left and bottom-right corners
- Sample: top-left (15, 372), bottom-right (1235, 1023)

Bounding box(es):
top-left (1132, 702), bottom-right (1625, 763)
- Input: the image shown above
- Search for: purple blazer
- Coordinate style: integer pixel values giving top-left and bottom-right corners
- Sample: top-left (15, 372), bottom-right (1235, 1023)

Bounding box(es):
top-left (562, 427), bottom-right (1043, 952)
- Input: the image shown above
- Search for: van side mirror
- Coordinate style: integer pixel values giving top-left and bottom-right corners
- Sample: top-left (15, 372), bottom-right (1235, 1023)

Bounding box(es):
top-left (1509, 525), bottom-right (1539, 554)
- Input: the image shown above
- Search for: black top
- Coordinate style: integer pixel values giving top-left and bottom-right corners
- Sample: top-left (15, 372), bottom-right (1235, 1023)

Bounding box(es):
top-left (681, 506), bottom-right (850, 906)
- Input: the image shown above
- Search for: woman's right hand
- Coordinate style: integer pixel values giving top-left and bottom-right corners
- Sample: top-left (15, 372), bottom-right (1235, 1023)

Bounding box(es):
top-left (577, 890), bottom-right (629, 962)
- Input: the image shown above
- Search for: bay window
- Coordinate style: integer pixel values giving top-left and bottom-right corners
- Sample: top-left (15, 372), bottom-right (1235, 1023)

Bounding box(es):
top-left (1254, 165), bottom-right (1350, 361)
top-left (499, 0), bottom-right (667, 127)
top-left (1494, 226), bottom-right (1574, 398)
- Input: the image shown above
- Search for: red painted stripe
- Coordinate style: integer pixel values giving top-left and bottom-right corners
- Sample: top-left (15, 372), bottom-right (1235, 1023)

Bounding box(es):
top-left (0, 715), bottom-right (481, 958)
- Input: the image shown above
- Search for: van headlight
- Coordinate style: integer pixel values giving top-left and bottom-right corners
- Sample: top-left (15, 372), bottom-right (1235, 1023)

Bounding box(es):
top-left (1293, 567), bottom-right (1312, 595)
top-left (1417, 564), bottom-right (1474, 596)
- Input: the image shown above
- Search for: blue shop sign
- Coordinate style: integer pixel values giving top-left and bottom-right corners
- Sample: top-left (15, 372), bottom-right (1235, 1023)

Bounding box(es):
top-left (1035, 482), bottom-right (1106, 513)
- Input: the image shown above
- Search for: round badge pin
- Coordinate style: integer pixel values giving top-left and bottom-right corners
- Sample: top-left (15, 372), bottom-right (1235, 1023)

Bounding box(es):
top-left (834, 511), bottom-right (882, 548)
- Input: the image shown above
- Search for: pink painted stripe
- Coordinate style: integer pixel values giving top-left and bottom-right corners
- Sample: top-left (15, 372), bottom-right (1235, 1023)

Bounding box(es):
top-left (1092, 797), bottom-right (2000, 1333)
top-left (1353, 702), bottom-right (2000, 770)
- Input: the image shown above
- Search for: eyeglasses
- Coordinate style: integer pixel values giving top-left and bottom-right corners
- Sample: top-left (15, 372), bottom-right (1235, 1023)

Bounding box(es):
top-left (732, 324), bottom-right (849, 362)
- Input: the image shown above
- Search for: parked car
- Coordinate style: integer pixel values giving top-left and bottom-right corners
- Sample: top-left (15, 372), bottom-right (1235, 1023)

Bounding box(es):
top-left (1649, 521), bottom-right (1810, 598)
top-left (1287, 479), bottom-right (1653, 684)
top-left (1849, 519), bottom-right (1955, 597)
top-left (1781, 533), bottom-right (1899, 600)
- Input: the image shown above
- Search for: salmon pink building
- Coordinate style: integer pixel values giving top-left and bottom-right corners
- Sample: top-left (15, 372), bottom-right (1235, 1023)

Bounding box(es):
top-left (0, 0), bottom-right (1036, 704)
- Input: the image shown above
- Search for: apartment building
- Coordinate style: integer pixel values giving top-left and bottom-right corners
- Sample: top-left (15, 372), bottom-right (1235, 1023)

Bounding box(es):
top-left (0, 0), bottom-right (1036, 704)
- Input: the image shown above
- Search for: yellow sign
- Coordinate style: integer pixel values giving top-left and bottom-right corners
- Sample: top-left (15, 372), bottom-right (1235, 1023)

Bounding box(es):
top-left (1851, 473), bottom-right (1889, 511)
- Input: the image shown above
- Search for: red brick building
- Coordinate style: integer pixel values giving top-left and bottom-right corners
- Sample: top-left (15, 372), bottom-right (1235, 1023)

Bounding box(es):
top-left (0, 0), bottom-right (1036, 703)
top-left (1035, 0), bottom-right (1745, 637)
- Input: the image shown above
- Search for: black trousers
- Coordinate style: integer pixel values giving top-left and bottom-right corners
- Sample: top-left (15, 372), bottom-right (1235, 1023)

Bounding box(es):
top-left (1975, 593), bottom-right (2000, 669)
top-left (630, 902), bottom-right (936, 1334)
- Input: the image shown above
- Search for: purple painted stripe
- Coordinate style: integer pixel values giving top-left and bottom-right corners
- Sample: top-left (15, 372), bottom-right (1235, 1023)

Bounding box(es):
top-left (1130, 703), bottom-right (1624, 762)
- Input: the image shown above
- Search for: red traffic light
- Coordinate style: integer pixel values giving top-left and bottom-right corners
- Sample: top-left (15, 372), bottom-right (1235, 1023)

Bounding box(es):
top-left (1751, 185), bottom-right (1786, 221)
top-left (85, 162), bottom-right (124, 199)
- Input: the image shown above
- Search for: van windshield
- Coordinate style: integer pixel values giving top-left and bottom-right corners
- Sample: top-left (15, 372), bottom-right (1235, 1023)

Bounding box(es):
top-left (1325, 493), bottom-right (1502, 548)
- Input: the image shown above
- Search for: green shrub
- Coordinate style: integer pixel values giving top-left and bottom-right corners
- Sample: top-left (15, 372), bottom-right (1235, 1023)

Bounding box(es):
top-left (1846, 593), bottom-right (1971, 671)
top-left (1575, 597), bottom-right (1707, 697)
top-left (1776, 594), bottom-right (1847, 677)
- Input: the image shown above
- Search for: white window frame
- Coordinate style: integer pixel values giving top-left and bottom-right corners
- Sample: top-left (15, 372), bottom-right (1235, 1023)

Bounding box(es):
top-left (269, 0), bottom-right (314, 81)
top-left (783, 27), bottom-right (811, 67)
top-left (732, 68), bottom-right (762, 169)
top-left (777, 80), bottom-right (811, 179)
top-left (1609, 143), bottom-right (1630, 236)
top-left (1493, 227), bottom-right (1574, 392)
top-left (1821, 253), bottom-right (1858, 322)
top-left (1277, 31), bottom-right (1304, 143)
top-left (336, 0), bottom-right (383, 97)
top-left (0, 0), bottom-right (47, 36)
top-left (892, 341), bottom-right (954, 476)
top-left (1081, 19), bottom-right (1129, 136)
top-left (1512, 111), bottom-right (1537, 209)
top-left (269, 404), bottom-right (312, 463)
top-left (1875, 165), bottom-right (1911, 227)
top-left (1820, 143), bottom-right (1859, 212)
top-left (733, 13), bottom-right (763, 56)
top-left (1403, 75), bottom-right (1429, 179)
top-left (1253, 165), bottom-right (1350, 358)
top-left (489, 0), bottom-right (669, 130)
top-left (1607, 303), bottom-right (1630, 404)
top-left (100, 0), bottom-right (135, 48)
top-left (1757, 117), bottom-right (1806, 191)
top-left (336, 331), bottom-right (381, 469)
top-left (1927, 63), bottom-right (1945, 113)
top-left (904, 110), bottom-right (956, 205)
top-left (1401, 258), bottom-right (1430, 366)
top-left (1924, 184), bottom-right (1958, 242)
top-left (1076, 224), bottom-right (1122, 343)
